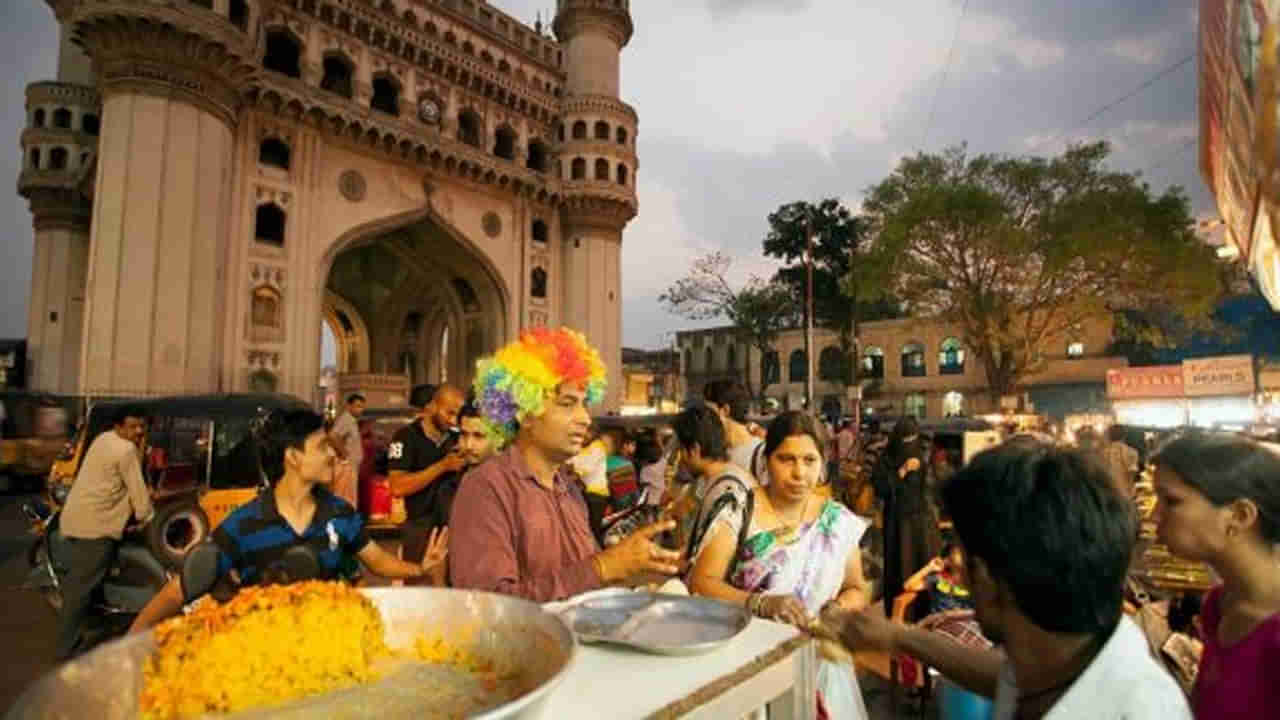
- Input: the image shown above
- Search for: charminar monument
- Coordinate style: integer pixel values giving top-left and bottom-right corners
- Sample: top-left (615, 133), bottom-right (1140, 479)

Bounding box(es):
top-left (18, 0), bottom-right (637, 409)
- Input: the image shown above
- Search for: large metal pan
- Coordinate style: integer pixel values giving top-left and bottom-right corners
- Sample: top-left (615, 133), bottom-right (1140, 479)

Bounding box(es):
top-left (7, 587), bottom-right (577, 720)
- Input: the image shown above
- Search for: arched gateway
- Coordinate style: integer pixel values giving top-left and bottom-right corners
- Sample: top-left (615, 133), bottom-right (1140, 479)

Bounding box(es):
top-left (19, 0), bottom-right (637, 409)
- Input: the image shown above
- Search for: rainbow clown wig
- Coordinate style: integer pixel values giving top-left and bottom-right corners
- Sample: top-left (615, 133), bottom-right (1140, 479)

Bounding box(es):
top-left (472, 327), bottom-right (607, 445)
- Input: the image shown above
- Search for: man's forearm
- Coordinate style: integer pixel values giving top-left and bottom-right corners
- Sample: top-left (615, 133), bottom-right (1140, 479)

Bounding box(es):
top-left (894, 625), bottom-right (1004, 698)
top-left (129, 578), bottom-right (184, 634)
top-left (389, 463), bottom-right (448, 497)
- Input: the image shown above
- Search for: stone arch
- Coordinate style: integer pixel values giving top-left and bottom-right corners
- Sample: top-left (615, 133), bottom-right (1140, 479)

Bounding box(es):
top-left (263, 27), bottom-right (303, 78)
top-left (371, 73), bottom-right (401, 116)
top-left (789, 349), bottom-right (808, 383)
top-left (616, 126), bottom-right (628, 145)
top-left (818, 346), bottom-right (845, 381)
top-left (320, 51), bottom-right (355, 98)
top-left (594, 120), bottom-right (610, 140)
top-left (33, 108), bottom-right (45, 128)
top-left (258, 137), bottom-right (290, 169)
top-left (52, 108), bottom-right (71, 129)
top-left (572, 120), bottom-right (587, 139)
top-left (29, 147), bottom-right (40, 169)
top-left (228, 0), bottom-right (250, 31)
top-left (457, 108), bottom-right (483, 147)
top-left (616, 163), bottom-right (628, 185)
top-left (526, 139), bottom-right (548, 172)
top-left (317, 205), bottom-right (514, 385)
top-left (493, 124), bottom-right (517, 161)
top-left (81, 113), bottom-right (99, 135)
top-left (48, 147), bottom-right (68, 171)
top-left (571, 157), bottom-right (586, 180)
top-left (594, 158), bottom-right (609, 180)
top-left (254, 203), bottom-right (286, 246)
top-left (322, 290), bottom-right (370, 373)
top-left (901, 341), bottom-right (926, 377)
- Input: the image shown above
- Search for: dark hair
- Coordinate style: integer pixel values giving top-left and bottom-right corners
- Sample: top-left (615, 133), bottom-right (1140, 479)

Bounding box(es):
top-left (941, 442), bottom-right (1135, 636)
top-left (346, 393), bottom-right (366, 405)
top-left (704, 380), bottom-right (751, 423)
top-left (633, 431), bottom-right (664, 467)
top-left (409, 384), bottom-right (437, 409)
top-left (673, 406), bottom-right (729, 462)
top-left (1153, 432), bottom-right (1280, 543)
top-left (764, 411), bottom-right (826, 461)
top-left (112, 404), bottom-right (147, 426)
top-left (887, 416), bottom-right (921, 461)
top-left (458, 402), bottom-right (482, 421)
top-left (255, 409), bottom-right (327, 484)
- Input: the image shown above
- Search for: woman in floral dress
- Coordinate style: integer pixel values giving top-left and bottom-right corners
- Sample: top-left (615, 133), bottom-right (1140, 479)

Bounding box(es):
top-left (689, 411), bottom-right (871, 720)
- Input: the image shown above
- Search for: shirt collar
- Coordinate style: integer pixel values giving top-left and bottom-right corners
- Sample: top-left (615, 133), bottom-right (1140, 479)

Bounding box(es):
top-left (1043, 617), bottom-right (1153, 718)
top-left (503, 445), bottom-right (575, 492)
top-left (258, 485), bottom-right (337, 531)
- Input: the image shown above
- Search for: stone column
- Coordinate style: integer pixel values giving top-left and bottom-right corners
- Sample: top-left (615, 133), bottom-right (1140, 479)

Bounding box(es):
top-left (561, 199), bottom-right (631, 410)
top-left (58, 6), bottom-right (256, 395)
top-left (24, 190), bottom-right (91, 394)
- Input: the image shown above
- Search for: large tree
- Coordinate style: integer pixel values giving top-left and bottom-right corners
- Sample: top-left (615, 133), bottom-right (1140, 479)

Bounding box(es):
top-left (763, 199), bottom-right (899, 385)
top-left (853, 142), bottom-right (1223, 404)
top-left (659, 252), bottom-right (796, 406)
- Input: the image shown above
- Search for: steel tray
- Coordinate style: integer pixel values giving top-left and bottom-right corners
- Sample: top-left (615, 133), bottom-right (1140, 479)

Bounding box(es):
top-left (551, 588), bottom-right (751, 656)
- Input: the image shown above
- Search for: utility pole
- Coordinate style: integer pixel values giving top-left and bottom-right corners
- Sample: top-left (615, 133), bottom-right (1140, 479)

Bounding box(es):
top-left (805, 217), bottom-right (816, 414)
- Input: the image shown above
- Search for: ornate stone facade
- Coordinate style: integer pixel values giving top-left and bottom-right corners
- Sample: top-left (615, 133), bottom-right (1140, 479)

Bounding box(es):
top-left (19, 0), bottom-right (639, 408)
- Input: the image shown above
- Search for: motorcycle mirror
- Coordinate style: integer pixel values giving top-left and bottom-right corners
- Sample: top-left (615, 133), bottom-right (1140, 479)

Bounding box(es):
top-left (181, 542), bottom-right (221, 604)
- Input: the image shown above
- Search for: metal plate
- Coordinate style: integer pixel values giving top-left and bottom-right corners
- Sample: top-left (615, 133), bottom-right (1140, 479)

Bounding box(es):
top-left (554, 589), bottom-right (751, 656)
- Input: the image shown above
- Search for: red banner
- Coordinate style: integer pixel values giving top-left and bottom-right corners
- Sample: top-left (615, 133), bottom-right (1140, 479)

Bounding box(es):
top-left (1106, 365), bottom-right (1185, 400)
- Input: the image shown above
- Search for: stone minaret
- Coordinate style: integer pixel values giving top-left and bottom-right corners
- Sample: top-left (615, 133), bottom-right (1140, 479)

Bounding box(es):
top-left (42, 0), bottom-right (257, 395)
top-left (554, 0), bottom-right (639, 410)
top-left (18, 24), bottom-right (99, 393)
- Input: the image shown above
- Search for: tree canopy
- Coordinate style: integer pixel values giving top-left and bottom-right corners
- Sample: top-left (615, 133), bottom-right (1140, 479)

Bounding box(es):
top-left (659, 252), bottom-right (796, 403)
top-left (853, 142), bottom-right (1223, 401)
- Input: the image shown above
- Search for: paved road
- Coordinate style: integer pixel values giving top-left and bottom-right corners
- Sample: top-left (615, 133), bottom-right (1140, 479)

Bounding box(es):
top-left (0, 492), bottom-right (59, 713)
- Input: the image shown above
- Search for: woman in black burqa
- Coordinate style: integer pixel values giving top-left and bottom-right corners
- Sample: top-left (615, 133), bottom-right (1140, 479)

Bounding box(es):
top-left (873, 416), bottom-right (940, 614)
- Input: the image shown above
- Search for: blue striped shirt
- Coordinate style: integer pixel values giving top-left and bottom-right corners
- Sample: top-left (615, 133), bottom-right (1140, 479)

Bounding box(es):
top-left (211, 486), bottom-right (370, 585)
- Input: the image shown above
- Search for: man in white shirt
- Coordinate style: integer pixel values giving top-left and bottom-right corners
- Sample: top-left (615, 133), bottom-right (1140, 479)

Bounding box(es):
top-left (57, 404), bottom-right (154, 660)
top-left (328, 393), bottom-right (366, 506)
top-left (825, 442), bottom-right (1191, 720)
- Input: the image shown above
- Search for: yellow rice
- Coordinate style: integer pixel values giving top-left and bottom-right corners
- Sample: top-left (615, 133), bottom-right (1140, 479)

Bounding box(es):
top-left (139, 581), bottom-right (388, 720)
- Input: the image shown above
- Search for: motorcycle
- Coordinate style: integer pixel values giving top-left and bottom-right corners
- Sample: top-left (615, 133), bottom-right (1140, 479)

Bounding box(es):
top-left (22, 500), bottom-right (170, 646)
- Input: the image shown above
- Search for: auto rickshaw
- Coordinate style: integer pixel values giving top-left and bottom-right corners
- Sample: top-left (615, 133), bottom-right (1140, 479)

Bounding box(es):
top-left (46, 393), bottom-right (312, 568)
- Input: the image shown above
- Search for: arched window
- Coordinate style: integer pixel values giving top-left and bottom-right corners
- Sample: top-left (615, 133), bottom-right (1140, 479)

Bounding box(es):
top-left (457, 109), bottom-right (482, 147)
top-left (251, 286), bottom-right (281, 328)
top-left (616, 164), bottom-right (628, 185)
top-left (493, 125), bottom-right (517, 160)
top-left (727, 344), bottom-right (737, 370)
top-left (48, 147), bottom-right (68, 170)
top-left (763, 351), bottom-right (781, 385)
top-left (526, 140), bottom-right (548, 172)
top-left (705, 347), bottom-right (714, 372)
top-left (228, 0), bottom-right (249, 31)
top-left (33, 108), bottom-right (45, 128)
top-left (254, 204), bottom-right (286, 246)
top-left (29, 148), bottom-right (40, 169)
top-left (683, 349), bottom-right (693, 374)
top-left (594, 120), bottom-right (609, 140)
top-left (263, 30), bottom-right (302, 78)
top-left (789, 349), bottom-right (808, 383)
top-left (616, 126), bottom-right (628, 145)
top-left (861, 346), bottom-right (884, 378)
top-left (531, 267), bottom-right (547, 298)
top-left (371, 74), bottom-right (400, 115)
top-left (531, 219), bottom-right (548, 244)
top-left (818, 346), bottom-right (846, 382)
top-left (572, 120), bottom-right (587, 139)
top-left (571, 157), bottom-right (586, 180)
top-left (320, 54), bottom-right (354, 98)
top-left (52, 108), bottom-right (71, 129)
top-left (1067, 341), bottom-right (1085, 358)
top-left (80, 114), bottom-right (99, 135)
top-left (942, 391), bottom-right (965, 418)
top-left (594, 158), bottom-right (609, 180)
top-left (558, 123), bottom-right (566, 142)
top-left (939, 338), bottom-right (965, 375)
top-left (901, 342), bottom-right (926, 377)
top-left (258, 138), bottom-right (290, 169)
top-left (904, 393), bottom-right (926, 419)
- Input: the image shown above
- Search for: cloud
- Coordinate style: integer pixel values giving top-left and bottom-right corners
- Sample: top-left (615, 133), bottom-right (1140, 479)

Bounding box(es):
top-left (703, 0), bottom-right (813, 20)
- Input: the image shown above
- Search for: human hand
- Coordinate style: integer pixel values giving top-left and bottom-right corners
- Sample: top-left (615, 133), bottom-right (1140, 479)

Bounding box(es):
top-left (438, 452), bottom-right (467, 473)
top-left (925, 557), bottom-right (945, 575)
top-left (421, 526), bottom-right (449, 574)
top-left (758, 594), bottom-right (811, 627)
top-left (902, 457), bottom-right (922, 474)
top-left (820, 605), bottom-right (900, 654)
top-left (594, 520), bottom-right (682, 583)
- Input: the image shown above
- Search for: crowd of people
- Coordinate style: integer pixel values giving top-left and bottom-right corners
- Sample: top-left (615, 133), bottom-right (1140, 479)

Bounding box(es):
top-left (50, 326), bottom-right (1278, 719)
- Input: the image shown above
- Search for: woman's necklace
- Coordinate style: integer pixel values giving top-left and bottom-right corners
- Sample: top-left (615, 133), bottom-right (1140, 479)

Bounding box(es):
top-left (765, 492), bottom-right (814, 544)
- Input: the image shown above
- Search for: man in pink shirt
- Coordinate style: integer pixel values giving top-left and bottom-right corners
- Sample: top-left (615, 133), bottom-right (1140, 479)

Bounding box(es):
top-left (449, 328), bottom-right (682, 602)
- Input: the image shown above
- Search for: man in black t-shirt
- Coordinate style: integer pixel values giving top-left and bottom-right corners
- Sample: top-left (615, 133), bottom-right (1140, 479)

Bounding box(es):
top-left (388, 384), bottom-right (466, 567)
